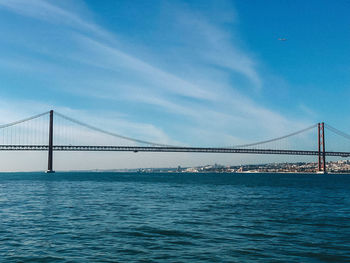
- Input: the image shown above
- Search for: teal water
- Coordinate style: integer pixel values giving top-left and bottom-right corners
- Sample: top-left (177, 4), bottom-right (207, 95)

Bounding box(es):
top-left (0, 172), bottom-right (349, 262)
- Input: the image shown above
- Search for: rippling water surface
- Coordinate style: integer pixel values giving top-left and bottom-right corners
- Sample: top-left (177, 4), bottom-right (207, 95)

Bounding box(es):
top-left (0, 172), bottom-right (349, 262)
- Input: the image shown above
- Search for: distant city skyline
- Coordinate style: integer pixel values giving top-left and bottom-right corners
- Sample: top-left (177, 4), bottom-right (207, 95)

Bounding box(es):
top-left (0, 0), bottom-right (349, 171)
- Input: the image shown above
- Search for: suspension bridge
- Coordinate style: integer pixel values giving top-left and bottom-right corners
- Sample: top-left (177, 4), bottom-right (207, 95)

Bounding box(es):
top-left (1, 110), bottom-right (350, 173)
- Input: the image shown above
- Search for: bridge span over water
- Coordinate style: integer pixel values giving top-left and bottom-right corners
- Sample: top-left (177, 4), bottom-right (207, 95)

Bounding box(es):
top-left (1, 110), bottom-right (350, 173)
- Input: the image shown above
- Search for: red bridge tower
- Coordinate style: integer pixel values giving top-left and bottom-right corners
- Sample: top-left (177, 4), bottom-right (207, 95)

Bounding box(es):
top-left (318, 122), bottom-right (326, 173)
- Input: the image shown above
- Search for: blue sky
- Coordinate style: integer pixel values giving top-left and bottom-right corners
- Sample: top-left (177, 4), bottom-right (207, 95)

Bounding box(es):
top-left (0, 0), bottom-right (349, 170)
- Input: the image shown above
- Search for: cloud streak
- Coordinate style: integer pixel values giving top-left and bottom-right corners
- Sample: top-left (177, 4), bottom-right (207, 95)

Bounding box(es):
top-left (173, 9), bottom-right (262, 88)
top-left (0, 0), bottom-right (106, 36)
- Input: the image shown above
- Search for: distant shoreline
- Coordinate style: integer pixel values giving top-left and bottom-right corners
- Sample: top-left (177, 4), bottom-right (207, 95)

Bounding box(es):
top-left (1, 170), bottom-right (350, 175)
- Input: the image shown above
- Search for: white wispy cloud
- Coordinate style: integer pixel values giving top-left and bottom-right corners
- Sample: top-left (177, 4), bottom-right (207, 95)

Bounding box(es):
top-left (70, 35), bottom-right (217, 101)
top-left (0, 0), bottom-right (108, 37)
top-left (173, 9), bottom-right (262, 89)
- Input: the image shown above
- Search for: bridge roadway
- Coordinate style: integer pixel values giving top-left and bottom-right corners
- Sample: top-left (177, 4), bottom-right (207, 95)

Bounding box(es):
top-left (0, 145), bottom-right (350, 157)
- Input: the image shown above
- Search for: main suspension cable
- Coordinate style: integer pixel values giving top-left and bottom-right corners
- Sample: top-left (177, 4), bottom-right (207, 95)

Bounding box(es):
top-left (325, 124), bottom-right (350, 141)
top-left (54, 111), bottom-right (176, 147)
top-left (231, 124), bottom-right (318, 148)
top-left (0, 111), bottom-right (50, 129)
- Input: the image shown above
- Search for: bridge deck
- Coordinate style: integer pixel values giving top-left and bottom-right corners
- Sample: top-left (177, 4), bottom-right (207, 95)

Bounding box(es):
top-left (0, 145), bottom-right (349, 157)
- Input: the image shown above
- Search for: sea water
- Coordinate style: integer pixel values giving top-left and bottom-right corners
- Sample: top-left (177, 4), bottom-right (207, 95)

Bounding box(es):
top-left (0, 172), bottom-right (349, 262)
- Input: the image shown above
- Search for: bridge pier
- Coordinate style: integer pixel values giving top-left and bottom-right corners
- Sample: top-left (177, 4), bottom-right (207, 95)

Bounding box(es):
top-left (46, 110), bottom-right (55, 173)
